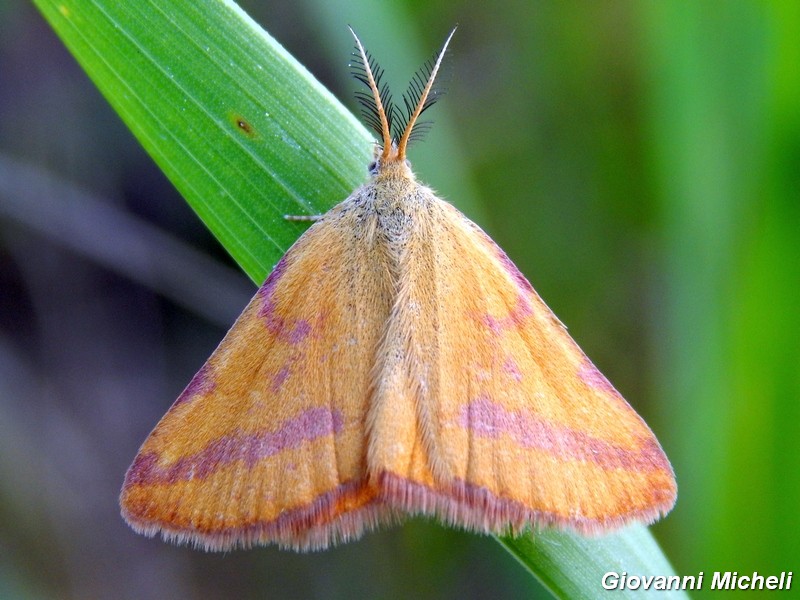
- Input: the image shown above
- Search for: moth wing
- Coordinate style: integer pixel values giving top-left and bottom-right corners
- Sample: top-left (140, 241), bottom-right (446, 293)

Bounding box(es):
top-left (121, 201), bottom-right (397, 550)
top-left (370, 196), bottom-right (676, 535)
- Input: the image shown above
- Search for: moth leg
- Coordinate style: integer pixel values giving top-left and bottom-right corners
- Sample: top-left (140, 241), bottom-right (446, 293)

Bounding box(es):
top-left (284, 214), bottom-right (323, 222)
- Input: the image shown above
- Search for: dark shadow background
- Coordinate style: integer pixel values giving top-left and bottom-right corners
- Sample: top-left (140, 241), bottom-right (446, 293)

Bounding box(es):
top-left (2, 1), bottom-right (799, 598)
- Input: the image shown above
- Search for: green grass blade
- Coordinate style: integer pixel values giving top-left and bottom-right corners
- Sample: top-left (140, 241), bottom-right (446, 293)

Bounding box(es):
top-left (34, 0), bottom-right (681, 596)
top-left (34, 0), bottom-right (372, 284)
top-left (499, 526), bottom-right (687, 598)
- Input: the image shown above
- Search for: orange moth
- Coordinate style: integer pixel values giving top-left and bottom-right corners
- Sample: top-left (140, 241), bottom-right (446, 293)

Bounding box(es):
top-left (120, 28), bottom-right (676, 551)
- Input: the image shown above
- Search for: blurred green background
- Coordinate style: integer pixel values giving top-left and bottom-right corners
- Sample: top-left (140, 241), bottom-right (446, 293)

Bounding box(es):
top-left (1, 1), bottom-right (798, 598)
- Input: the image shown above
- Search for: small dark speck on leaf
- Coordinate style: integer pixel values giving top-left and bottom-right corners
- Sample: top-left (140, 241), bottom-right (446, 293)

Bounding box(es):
top-left (229, 112), bottom-right (257, 138)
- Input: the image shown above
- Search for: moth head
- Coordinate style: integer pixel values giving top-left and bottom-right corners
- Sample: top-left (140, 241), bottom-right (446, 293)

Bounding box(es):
top-left (367, 143), bottom-right (413, 179)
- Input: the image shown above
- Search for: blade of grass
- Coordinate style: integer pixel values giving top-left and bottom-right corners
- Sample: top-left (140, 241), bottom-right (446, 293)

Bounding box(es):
top-left (499, 525), bottom-right (686, 598)
top-left (34, 0), bottom-right (683, 596)
top-left (34, 0), bottom-right (373, 284)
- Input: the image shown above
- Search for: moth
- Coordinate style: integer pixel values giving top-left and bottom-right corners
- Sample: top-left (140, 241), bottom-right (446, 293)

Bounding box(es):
top-left (120, 28), bottom-right (676, 551)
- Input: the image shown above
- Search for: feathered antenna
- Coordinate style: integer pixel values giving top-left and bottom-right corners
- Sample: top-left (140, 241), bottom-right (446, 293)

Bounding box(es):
top-left (349, 26), bottom-right (393, 161)
top-left (396, 28), bottom-right (456, 161)
top-left (349, 27), bottom-right (456, 163)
